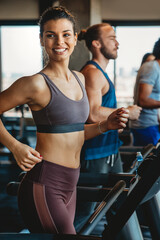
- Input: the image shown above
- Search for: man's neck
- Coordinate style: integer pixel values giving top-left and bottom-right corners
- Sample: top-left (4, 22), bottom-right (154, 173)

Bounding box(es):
top-left (92, 55), bottom-right (109, 72)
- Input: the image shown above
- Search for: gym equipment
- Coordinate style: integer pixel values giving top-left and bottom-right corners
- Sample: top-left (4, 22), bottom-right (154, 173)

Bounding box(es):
top-left (2, 105), bottom-right (36, 147)
top-left (103, 152), bottom-right (160, 239)
top-left (15, 104), bottom-right (31, 145)
top-left (76, 142), bottom-right (159, 239)
top-left (0, 160), bottom-right (24, 232)
top-left (120, 143), bottom-right (154, 173)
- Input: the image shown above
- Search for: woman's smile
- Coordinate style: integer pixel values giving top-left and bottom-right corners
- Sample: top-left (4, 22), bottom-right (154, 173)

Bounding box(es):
top-left (53, 47), bottom-right (67, 54)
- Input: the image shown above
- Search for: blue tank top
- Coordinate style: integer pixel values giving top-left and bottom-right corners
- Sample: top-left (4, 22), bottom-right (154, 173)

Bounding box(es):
top-left (84, 61), bottom-right (121, 160)
top-left (31, 71), bottom-right (90, 133)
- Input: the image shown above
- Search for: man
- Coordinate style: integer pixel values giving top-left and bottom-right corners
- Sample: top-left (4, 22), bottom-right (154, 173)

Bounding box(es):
top-left (130, 38), bottom-right (160, 146)
top-left (74, 23), bottom-right (141, 233)
top-left (78, 23), bottom-right (141, 174)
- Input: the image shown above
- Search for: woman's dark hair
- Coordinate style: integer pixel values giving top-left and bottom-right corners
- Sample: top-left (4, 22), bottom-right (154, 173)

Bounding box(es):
top-left (78, 23), bottom-right (110, 50)
top-left (39, 6), bottom-right (76, 37)
top-left (153, 38), bottom-right (160, 59)
top-left (140, 53), bottom-right (153, 66)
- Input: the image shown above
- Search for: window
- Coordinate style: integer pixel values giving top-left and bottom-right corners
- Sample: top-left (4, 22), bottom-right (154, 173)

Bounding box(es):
top-left (115, 26), bottom-right (160, 107)
top-left (0, 25), bottom-right (43, 117)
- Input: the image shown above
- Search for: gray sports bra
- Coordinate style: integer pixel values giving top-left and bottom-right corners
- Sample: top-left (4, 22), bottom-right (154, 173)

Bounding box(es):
top-left (31, 71), bottom-right (89, 133)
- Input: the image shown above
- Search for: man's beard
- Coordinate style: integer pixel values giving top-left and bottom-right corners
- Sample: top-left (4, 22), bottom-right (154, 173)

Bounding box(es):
top-left (100, 40), bottom-right (117, 60)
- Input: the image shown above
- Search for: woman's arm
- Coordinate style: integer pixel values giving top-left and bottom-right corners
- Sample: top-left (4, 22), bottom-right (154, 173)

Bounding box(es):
top-left (84, 108), bottom-right (129, 140)
top-left (0, 76), bottom-right (43, 171)
top-left (0, 120), bottom-right (42, 171)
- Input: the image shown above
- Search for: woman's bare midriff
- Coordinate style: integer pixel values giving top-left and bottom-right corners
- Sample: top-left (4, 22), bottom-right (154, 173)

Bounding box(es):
top-left (35, 131), bottom-right (85, 168)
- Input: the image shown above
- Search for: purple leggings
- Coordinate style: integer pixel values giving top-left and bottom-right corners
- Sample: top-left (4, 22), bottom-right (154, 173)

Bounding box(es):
top-left (18, 160), bottom-right (80, 234)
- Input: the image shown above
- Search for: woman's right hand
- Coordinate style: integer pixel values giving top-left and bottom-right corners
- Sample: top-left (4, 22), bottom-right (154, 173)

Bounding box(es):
top-left (106, 107), bottom-right (129, 132)
top-left (12, 141), bottom-right (42, 171)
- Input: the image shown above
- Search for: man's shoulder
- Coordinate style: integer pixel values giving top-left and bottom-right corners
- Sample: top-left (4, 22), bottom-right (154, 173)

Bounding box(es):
top-left (82, 65), bottom-right (108, 90)
top-left (81, 64), bottom-right (103, 79)
top-left (81, 64), bottom-right (97, 73)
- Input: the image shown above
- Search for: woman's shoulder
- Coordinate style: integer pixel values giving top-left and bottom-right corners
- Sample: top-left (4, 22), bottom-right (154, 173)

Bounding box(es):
top-left (18, 72), bottom-right (43, 82)
top-left (18, 73), bottom-right (47, 93)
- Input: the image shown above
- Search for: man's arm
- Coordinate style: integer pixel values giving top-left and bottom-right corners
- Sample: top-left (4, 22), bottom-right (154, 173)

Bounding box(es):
top-left (82, 66), bottom-right (141, 123)
top-left (82, 67), bottom-right (116, 123)
top-left (138, 83), bottom-right (160, 109)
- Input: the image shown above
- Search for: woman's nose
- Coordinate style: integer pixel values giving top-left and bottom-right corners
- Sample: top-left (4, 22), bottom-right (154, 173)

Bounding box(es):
top-left (56, 35), bottom-right (64, 45)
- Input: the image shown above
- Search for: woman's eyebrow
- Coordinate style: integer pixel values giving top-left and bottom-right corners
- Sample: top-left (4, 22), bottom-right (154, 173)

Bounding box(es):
top-left (45, 30), bottom-right (72, 33)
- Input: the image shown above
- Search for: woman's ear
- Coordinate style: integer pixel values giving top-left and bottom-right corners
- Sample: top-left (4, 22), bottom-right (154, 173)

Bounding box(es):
top-left (92, 40), bottom-right (101, 49)
top-left (74, 32), bottom-right (78, 46)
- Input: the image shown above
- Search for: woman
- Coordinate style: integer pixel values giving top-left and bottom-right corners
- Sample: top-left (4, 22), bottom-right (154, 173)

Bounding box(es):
top-left (0, 6), bottom-right (129, 234)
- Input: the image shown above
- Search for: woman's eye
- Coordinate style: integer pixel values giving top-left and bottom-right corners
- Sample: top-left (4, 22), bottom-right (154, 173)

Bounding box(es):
top-left (47, 34), bottom-right (55, 38)
top-left (64, 33), bottom-right (70, 37)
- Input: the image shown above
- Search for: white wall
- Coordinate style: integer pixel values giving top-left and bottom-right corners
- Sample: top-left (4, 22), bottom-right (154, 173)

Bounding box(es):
top-left (102, 0), bottom-right (160, 20)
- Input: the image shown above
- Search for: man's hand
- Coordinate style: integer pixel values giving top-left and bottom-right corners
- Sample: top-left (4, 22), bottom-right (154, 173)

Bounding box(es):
top-left (127, 105), bottom-right (142, 120)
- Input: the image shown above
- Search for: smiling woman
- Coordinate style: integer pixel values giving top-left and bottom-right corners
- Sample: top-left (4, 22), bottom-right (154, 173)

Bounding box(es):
top-left (0, 6), bottom-right (129, 235)
top-left (40, 18), bottom-right (77, 63)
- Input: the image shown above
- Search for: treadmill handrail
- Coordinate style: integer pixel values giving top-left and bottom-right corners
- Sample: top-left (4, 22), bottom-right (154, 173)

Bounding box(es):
top-left (79, 180), bottom-right (126, 235)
